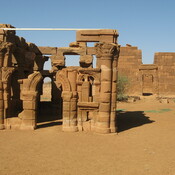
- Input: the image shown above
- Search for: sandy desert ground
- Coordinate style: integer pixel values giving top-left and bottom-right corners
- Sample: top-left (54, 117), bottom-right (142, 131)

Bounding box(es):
top-left (0, 97), bottom-right (175, 175)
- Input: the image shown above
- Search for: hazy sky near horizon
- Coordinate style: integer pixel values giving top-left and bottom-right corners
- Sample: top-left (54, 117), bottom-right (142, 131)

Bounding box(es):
top-left (1, 0), bottom-right (175, 65)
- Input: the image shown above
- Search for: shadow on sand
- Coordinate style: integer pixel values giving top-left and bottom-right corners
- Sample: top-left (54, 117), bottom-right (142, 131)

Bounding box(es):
top-left (37, 121), bottom-right (62, 129)
top-left (37, 102), bottom-right (62, 129)
top-left (117, 111), bottom-right (155, 132)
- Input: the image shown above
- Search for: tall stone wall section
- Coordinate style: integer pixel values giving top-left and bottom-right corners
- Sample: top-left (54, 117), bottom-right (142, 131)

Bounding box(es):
top-left (118, 45), bottom-right (142, 96)
top-left (154, 53), bottom-right (175, 97)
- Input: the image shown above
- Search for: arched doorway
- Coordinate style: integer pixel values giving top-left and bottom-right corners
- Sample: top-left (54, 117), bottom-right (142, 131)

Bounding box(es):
top-left (37, 76), bottom-right (62, 128)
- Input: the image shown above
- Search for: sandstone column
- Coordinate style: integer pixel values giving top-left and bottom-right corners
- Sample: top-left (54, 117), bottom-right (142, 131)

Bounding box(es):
top-left (19, 91), bottom-right (38, 130)
top-left (0, 46), bottom-right (5, 129)
top-left (66, 69), bottom-right (78, 131)
top-left (96, 43), bottom-right (115, 134)
top-left (0, 69), bottom-right (4, 129)
top-left (110, 53), bottom-right (118, 132)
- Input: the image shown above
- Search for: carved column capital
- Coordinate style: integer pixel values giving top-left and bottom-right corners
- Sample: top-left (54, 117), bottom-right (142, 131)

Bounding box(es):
top-left (95, 43), bottom-right (119, 58)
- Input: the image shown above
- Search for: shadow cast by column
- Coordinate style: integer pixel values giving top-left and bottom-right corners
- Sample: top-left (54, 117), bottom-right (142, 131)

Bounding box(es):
top-left (116, 110), bottom-right (155, 132)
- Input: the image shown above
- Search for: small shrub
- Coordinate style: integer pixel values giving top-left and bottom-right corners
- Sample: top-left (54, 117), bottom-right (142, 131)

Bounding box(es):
top-left (117, 75), bottom-right (129, 101)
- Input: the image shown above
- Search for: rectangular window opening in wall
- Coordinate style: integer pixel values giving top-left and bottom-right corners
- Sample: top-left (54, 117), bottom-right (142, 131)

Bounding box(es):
top-left (43, 55), bottom-right (52, 70)
top-left (65, 55), bottom-right (80, 67)
top-left (93, 55), bottom-right (97, 68)
top-left (87, 42), bottom-right (98, 47)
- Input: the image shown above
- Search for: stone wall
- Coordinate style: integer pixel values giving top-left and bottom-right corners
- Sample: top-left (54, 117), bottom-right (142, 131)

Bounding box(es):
top-left (118, 45), bottom-right (142, 96)
top-left (118, 45), bottom-right (175, 98)
top-left (154, 53), bottom-right (175, 97)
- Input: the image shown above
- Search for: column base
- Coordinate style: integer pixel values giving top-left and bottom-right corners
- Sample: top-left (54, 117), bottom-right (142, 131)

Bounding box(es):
top-left (20, 119), bottom-right (36, 130)
top-left (20, 125), bottom-right (35, 130)
top-left (95, 127), bottom-right (111, 134)
top-left (110, 127), bottom-right (117, 133)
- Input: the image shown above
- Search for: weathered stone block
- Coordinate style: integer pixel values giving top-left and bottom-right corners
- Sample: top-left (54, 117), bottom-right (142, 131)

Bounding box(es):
top-left (62, 111), bottom-right (70, 119)
top-left (99, 103), bottom-right (110, 112)
top-left (23, 101), bottom-right (36, 110)
top-left (100, 93), bottom-right (111, 103)
top-left (101, 82), bottom-right (111, 93)
top-left (62, 92), bottom-right (72, 102)
top-left (63, 102), bottom-right (70, 111)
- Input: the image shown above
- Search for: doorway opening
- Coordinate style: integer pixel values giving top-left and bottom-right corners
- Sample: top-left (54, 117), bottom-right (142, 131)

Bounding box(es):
top-left (37, 77), bottom-right (62, 128)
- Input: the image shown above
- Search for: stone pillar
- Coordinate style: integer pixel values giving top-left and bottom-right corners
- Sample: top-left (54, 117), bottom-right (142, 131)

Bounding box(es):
top-left (2, 67), bottom-right (14, 119)
top-left (77, 79), bottom-right (83, 131)
top-left (0, 51), bottom-right (4, 129)
top-left (0, 71), bottom-right (4, 129)
top-left (19, 91), bottom-right (38, 130)
top-left (18, 72), bottom-right (43, 130)
top-left (110, 55), bottom-right (118, 132)
top-left (96, 43), bottom-right (117, 134)
top-left (67, 69), bottom-right (78, 131)
top-left (62, 91), bottom-right (77, 132)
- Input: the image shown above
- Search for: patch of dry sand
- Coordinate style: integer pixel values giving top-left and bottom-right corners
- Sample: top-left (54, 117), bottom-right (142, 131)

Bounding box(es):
top-left (0, 99), bottom-right (175, 175)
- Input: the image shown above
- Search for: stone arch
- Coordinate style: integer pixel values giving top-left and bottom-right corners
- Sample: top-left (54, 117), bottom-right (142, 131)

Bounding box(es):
top-left (23, 72), bottom-right (43, 91)
top-left (77, 72), bottom-right (100, 85)
top-left (87, 73), bottom-right (100, 85)
top-left (55, 70), bottom-right (71, 92)
top-left (54, 70), bottom-right (78, 132)
top-left (19, 72), bottom-right (43, 130)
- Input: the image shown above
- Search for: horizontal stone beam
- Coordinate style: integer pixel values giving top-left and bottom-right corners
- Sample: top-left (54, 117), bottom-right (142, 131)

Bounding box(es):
top-left (38, 47), bottom-right (57, 55)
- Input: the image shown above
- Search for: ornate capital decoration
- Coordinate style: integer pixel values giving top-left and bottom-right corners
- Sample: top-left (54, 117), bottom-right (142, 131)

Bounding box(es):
top-left (95, 43), bottom-right (120, 58)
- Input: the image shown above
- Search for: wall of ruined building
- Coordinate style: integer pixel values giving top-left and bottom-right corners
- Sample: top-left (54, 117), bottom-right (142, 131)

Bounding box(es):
top-left (0, 24), bottom-right (46, 129)
top-left (118, 45), bottom-right (142, 96)
top-left (118, 45), bottom-right (175, 97)
top-left (154, 53), bottom-right (175, 97)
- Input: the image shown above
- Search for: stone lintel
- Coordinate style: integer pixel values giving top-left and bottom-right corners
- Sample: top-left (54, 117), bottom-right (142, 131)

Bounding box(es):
top-left (78, 102), bottom-right (99, 109)
top-left (78, 68), bottom-right (101, 73)
top-left (139, 64), bottom-right (158, 70)
top-left (76, 29), bottom-right (118, 43)
top-left (38, 46), bottom-right (57, 55)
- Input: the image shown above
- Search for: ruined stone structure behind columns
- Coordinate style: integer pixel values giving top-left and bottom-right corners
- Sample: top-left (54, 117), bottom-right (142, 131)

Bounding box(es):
top-left (118, 45), bottom-right (142, 96)
top-left (154, 53), bottom-right (175, 97)
top-left (118, 45), bottom-right (175, 98)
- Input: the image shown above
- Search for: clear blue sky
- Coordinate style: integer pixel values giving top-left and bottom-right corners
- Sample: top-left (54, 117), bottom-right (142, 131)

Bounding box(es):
top-left (1, 0), bottom-right (175, 65)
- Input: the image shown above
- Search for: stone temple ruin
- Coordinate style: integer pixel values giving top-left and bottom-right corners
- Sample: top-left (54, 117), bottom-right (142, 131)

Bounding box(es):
top-left (0, 24), bottom-right (120, 133)
top-left (118, 45), bottom-right (175, 98)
